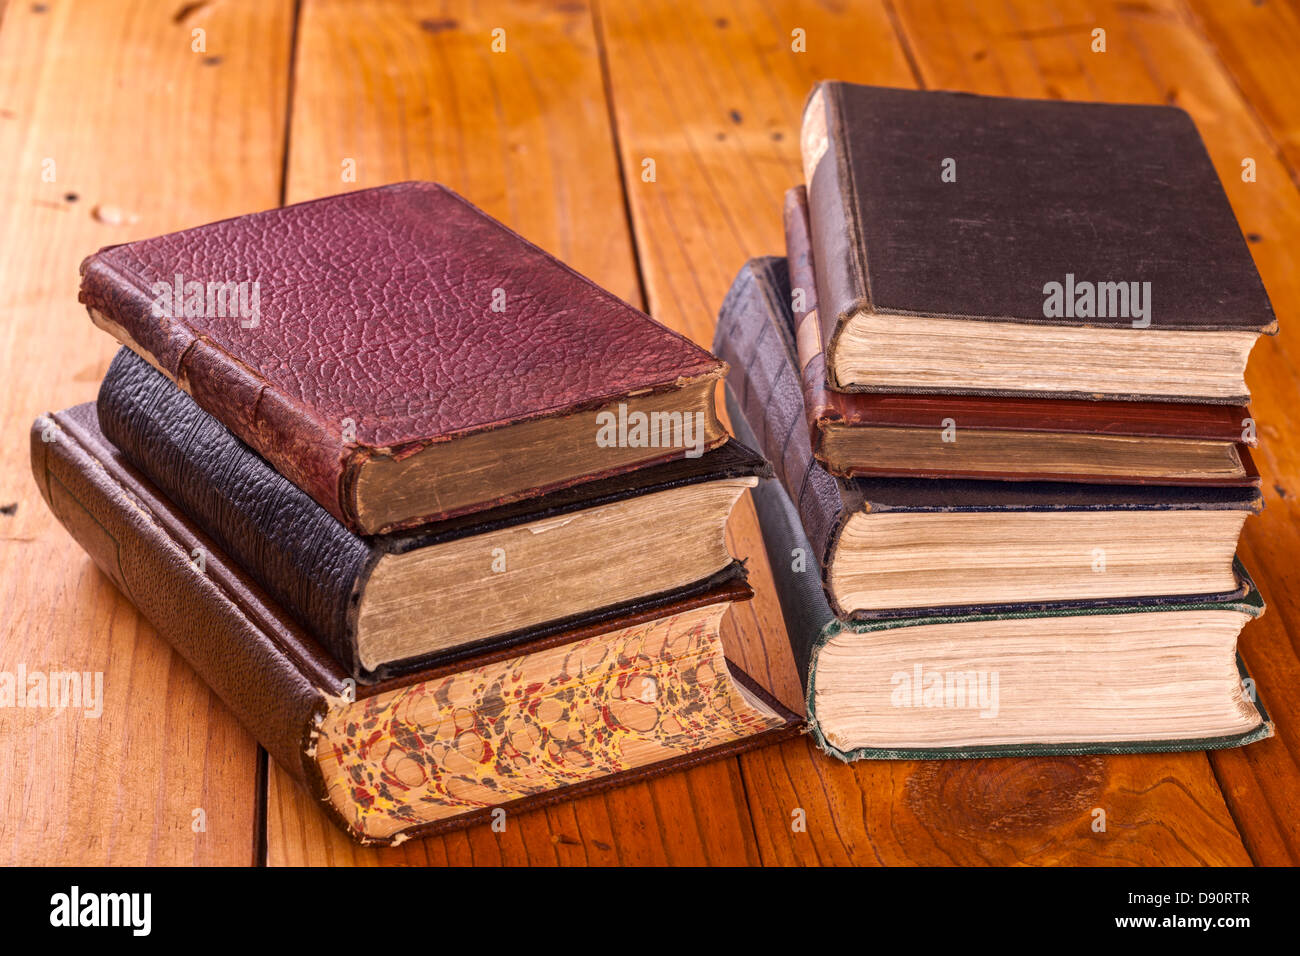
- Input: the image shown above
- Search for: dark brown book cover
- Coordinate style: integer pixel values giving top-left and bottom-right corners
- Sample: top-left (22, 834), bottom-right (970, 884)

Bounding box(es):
top-left (97, 346), bottom-right (770, 684)
top-left (782, 184), bottom-right (1259, 486)
top-left (714, 256), bottom-right (1262, 620)
top-left (31, 402), bottom-right (802, 846)
top-left (801, 82), bottom-right (1276, 395)
top-left (79, 181), bottom-right (727, 534)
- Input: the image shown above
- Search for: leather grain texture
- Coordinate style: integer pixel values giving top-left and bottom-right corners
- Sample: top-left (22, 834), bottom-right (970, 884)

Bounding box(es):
top-left (804, 82), bottom-right (1277, 346)
top-left (717, 259), bottom-right (1262, 618)
top-left (33, 402), bottom-right (801, 846)
top-left (783, 184), bottom-right (1260, 482)
top-left (98, 347), bottom-right (769, 682)
top-left (714, 257), bottom-right (845, 578)
top-left (79, 181), bottom-right (724, 532)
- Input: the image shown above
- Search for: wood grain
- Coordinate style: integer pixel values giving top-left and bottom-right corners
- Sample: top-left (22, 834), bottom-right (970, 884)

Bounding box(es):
top-left (265, 0), bottom-right (763, 866)
top-left (0, 0), bottom-right (293, 864)
top-left (595, 0), bottom-right (1259, 865)
top-left (1185, 0), bottom-right (1300, 182)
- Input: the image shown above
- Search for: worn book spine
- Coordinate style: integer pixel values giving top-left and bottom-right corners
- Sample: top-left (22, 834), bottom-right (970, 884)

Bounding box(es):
top-left (34, 403), bottom-right (801, 844)
top-left (80, 258), bottom-right (351, 529)
top-left (784, 183), bottom-right (841, 457)
top-left (799, 80), bottom-right (864, 386)
top-left (727, 393), bottom-right (831, 694)
top-left (713, 257), bottom-right (846, 580)
top-left (96, 347), bottom-right (373, 675)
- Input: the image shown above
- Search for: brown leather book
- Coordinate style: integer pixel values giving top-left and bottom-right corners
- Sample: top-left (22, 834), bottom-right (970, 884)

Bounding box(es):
top-left (79, 181), bottom-right (727, 535)
top-left (32, 403), bottom-right (801, 846)
top-left (783, 185), bottom-right (1260, 486)
top-left (801, 82), bottom-right (1277, 402)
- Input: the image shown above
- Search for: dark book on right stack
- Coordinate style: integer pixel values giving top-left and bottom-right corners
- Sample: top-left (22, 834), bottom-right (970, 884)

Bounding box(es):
top-left (716, 82), bottom-right (1278, 760)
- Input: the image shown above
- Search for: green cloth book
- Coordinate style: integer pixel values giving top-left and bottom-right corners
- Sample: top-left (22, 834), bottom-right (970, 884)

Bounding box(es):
top-left (726, 386), bottom-right (1273, 761)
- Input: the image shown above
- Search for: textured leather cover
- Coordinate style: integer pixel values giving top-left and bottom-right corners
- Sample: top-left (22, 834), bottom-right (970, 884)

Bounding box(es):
top-left (715, 258), bottom-right (1262, 619)
top-left (79, 181), bottom-right (725, 533)
top-left (783, 184), bottom-right (1260, 484)
top-left (98, 346), bottom-right (771, 683)
top-left (32, 402), bottom-right (802, 845)
top-left (734, 413), bottom-right (1271, 761)
top-left (715, 257), bottom-right (845, 586)
top-left (802, 82), bottom-right (1277, 392)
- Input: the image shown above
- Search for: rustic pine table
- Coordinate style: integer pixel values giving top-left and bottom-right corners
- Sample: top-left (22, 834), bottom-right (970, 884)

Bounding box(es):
top-left (2, 0), bottom-right (1296, 866)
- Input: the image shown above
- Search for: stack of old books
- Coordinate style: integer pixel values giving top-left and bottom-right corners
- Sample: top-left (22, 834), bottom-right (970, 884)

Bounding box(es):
top-left (34, 182), bottom-right (799, 846)
top-left (717, 82), bottom-right (1277, 761)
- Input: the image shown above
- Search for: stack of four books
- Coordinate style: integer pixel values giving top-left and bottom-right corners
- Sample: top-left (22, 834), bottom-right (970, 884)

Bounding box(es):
top-left (716, 83), bottom-right (1275, 760)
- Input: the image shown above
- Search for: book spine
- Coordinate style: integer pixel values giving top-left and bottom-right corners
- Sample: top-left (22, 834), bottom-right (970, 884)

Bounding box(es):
top-left (730, 400), bottom-right (838, 693)
top-left (712, 259), bottom-right (847, 586)
top-left (800, 81), bottom-right (868, 388)
top-left (97, 348), bottom-right (371, 675)
top-left (78, 255), bottom-right (357, 528)
top-left (783, 185), bottom-right (846, 454)
top-left (30, 406), bottom-right (339, 793)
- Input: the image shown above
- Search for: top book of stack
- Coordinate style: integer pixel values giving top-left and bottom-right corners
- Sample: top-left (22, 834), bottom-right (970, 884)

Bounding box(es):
top-left (80, 182), bottom-right (726, 535)
top-left (800, 82), bottom-right (1276, 403)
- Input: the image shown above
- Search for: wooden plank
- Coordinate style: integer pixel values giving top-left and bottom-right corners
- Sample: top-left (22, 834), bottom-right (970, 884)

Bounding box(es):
top-left (891, 0), bottom-right (1300, 868)
top-left (265, 0), bottom-right (764, 866)
top-left (1184, 0), bottom-right (1300, 181)
top-left (596, 0), bottom-right (1256, 865)
top-left (0, 0), bottom-right (294, 864)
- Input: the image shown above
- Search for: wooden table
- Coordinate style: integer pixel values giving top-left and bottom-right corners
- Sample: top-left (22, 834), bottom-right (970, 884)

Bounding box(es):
top-left (2, 0), bottom-right (1297, 866)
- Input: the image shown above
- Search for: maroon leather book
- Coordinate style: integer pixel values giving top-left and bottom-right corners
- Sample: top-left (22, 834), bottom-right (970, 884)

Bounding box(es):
top-left (32, 403), bottom-right (802, 846)
top-left (80, 182), bottom-right (727, 534)
top-left (783, 185), bottom-right (1259, 487)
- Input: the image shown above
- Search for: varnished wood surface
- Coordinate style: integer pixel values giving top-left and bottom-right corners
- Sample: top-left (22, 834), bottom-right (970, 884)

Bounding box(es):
top-left (1, 0), bottom-right (1296, 865)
